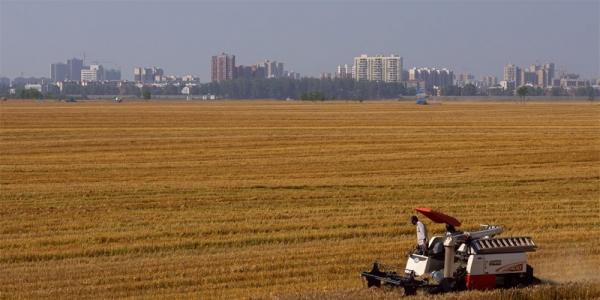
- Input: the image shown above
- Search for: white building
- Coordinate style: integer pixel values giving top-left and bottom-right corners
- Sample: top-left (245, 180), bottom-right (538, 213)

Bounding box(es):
top-left (337, 64), bottom-right (351, 78)
top-left (81, 64), bottom-right (103, 82)
top-left (24, 84), bottom-right (43, 93)
top-left (353, 54), bottom-right (403, 83)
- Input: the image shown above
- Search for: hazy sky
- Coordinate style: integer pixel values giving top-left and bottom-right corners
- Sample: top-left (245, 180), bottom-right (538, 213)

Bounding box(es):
top-left (1, 0), bottom-right (598, 82)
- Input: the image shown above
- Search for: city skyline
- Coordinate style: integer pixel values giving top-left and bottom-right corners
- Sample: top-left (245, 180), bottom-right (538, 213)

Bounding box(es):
top-left (1, 1), bottom-right (598, 82)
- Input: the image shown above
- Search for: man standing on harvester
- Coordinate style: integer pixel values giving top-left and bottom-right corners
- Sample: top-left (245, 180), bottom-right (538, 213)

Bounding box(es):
top-left (410, 215), bottom-right (428, 253)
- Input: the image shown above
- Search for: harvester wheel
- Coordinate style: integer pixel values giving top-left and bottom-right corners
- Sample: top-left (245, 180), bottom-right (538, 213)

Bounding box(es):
top-left (503, 274), bottom-right (520, 288)
top-left (523, 264), bottom-right (538, 286)
top-left (366, 278), bottom-right (381, 288)
top-left (403, 286), bottom-right (417, 296)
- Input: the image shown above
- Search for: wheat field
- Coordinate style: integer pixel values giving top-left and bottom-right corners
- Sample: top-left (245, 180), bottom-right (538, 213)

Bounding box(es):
top-left (1, 100), bottom-right (599, 299)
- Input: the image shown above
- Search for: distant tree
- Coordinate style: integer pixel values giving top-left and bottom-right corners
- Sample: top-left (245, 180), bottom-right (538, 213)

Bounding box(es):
top-left (189, 85), bottom-right (200, 95)
top-left (44, 85), bottom-right (60, 99)
top-left (574, 87), bottom-right (587, 97)
top-left (150, 86), bottom-right (164, 96)
top-left (550, 87), bottom-right (563, 96)
top-left (440, 85), bottom-right (457, 96)
top-left (163, 84), bottom-right (179, 95)
top-left (489, 88), bottom-right (504, 96)
top-left (16, 88), bottom-right (43, 99)
top-left (123, 86), bottom-right (141, 97)
top-left (142, 89), bottom-right (151, 100)
top-left (300, 92), bottom-right (308, 101)
top-left (406, 87), bottom-right (417, 96)
top-left (504, 88), bottom-right (514, 96)
top-left (0, 83), bottom-right (9, 95)
top-left (517, 86), bottom-right (528, 104)
top-left (463, 83), bottom-right (477, 96)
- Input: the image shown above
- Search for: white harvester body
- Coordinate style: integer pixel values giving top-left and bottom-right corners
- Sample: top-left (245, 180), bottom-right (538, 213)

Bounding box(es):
top-left (403, 227), bottom-right (538, 291)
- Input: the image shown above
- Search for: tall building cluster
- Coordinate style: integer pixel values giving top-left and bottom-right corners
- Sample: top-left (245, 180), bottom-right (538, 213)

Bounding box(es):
top-left (28, 52), bottom-right (592, 96)
top-left (480, 75), bottom-right (498, 87)
top-left (503, 62), bottom-right (554, 89)
top-left (134, 67), bottom-right (164, 83)
top-left (502, 61), bottom-right (589, 90)
top-left (50, 58), bottom-right (84, 82)
top-left (50, 58), bottom-right (121, 83)
top-left (408, 67), bottom-right (453, 90)
top-left (210, 53), bottom-right (291, 83)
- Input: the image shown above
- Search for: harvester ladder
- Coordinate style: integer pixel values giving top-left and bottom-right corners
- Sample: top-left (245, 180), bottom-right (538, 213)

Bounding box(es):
top-left (472, 236), bottom-right (537, 253)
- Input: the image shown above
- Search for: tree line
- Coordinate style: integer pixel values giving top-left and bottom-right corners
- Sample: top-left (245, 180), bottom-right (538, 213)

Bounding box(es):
top-left (442, 84), bottom-right (599, 97)
top-left (0, 78), bottom-right (410, 100)
top-left (2, 79), bottom-right (598, 100)
top-left (194, 77), bottom-right (412, 100)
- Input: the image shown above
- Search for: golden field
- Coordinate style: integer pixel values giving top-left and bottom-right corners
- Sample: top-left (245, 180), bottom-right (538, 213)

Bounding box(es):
top-left (1, 100), bottom-right (599, 299)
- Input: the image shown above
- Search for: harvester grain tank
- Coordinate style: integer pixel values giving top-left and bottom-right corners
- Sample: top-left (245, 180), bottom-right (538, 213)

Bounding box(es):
top-left (360, 207), bottom-right (539, 295)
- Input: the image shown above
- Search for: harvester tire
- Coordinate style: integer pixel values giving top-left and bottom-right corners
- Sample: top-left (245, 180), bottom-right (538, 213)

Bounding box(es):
top-left (403, 286), bottom-right (417, 296)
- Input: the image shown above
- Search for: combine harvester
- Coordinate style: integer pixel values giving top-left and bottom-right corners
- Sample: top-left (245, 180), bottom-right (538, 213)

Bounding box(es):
top-left (360, 207), bottom-right (539, 296)
top-left (416, 90), bottom-right (429, 105)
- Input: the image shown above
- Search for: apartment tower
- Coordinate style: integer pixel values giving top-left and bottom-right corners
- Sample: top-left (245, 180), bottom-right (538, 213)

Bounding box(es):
top-left (353, 54), bottom-right (403, 83)
top-left (211, 53), bottom-right (236, 82)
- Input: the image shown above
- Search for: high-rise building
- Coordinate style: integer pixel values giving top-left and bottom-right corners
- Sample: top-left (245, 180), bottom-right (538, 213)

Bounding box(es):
top-left (319, 72), bottom-right (333, 79)
top-left (480, 75), bottom-right (498, 86)
top-left (408, 67), bottom-right (453, 90)
top-left (337, 65), bottom-right (352, 78)
top-left (353, 54), bottom-right (403, 83)
top-left (211, 53), bottom-right (236, 82)
top-left (503, 63), bottom-right (521, 85)
top-left (104, 69), bottom-right (121, 81)
top-left (521, 68), bottom-right (537, 86)
top-left (454, 73), bottom-right (474, 82)
top-left (50, 62), bottom-right (68, 82)
top-left (50, 58), bottom-right (83, 82)
top-left (67, 58), bottom-right (83, 81)
top-left (258, 60), bottom-right (283, 78)
top-left (283, 71), bottom-right (300, 80)
top-left (538, 62), bottom-right (554, 87)
top-left (235, 65), bottom-right (266, 79)
top-left (134, 67), bottom-right (163, 83)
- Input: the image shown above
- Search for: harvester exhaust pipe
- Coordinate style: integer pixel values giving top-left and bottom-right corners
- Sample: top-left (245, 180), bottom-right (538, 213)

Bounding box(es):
top-left (443, 244), bottom-right (455, 279)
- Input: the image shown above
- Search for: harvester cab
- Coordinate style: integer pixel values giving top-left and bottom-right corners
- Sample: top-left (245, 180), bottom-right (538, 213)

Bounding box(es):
top-left (360, 207), bottom-right (539, 296)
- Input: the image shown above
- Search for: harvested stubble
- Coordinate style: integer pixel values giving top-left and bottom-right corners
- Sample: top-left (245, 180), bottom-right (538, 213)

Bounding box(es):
top-left (1, 100), bottom-right (599, 300)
